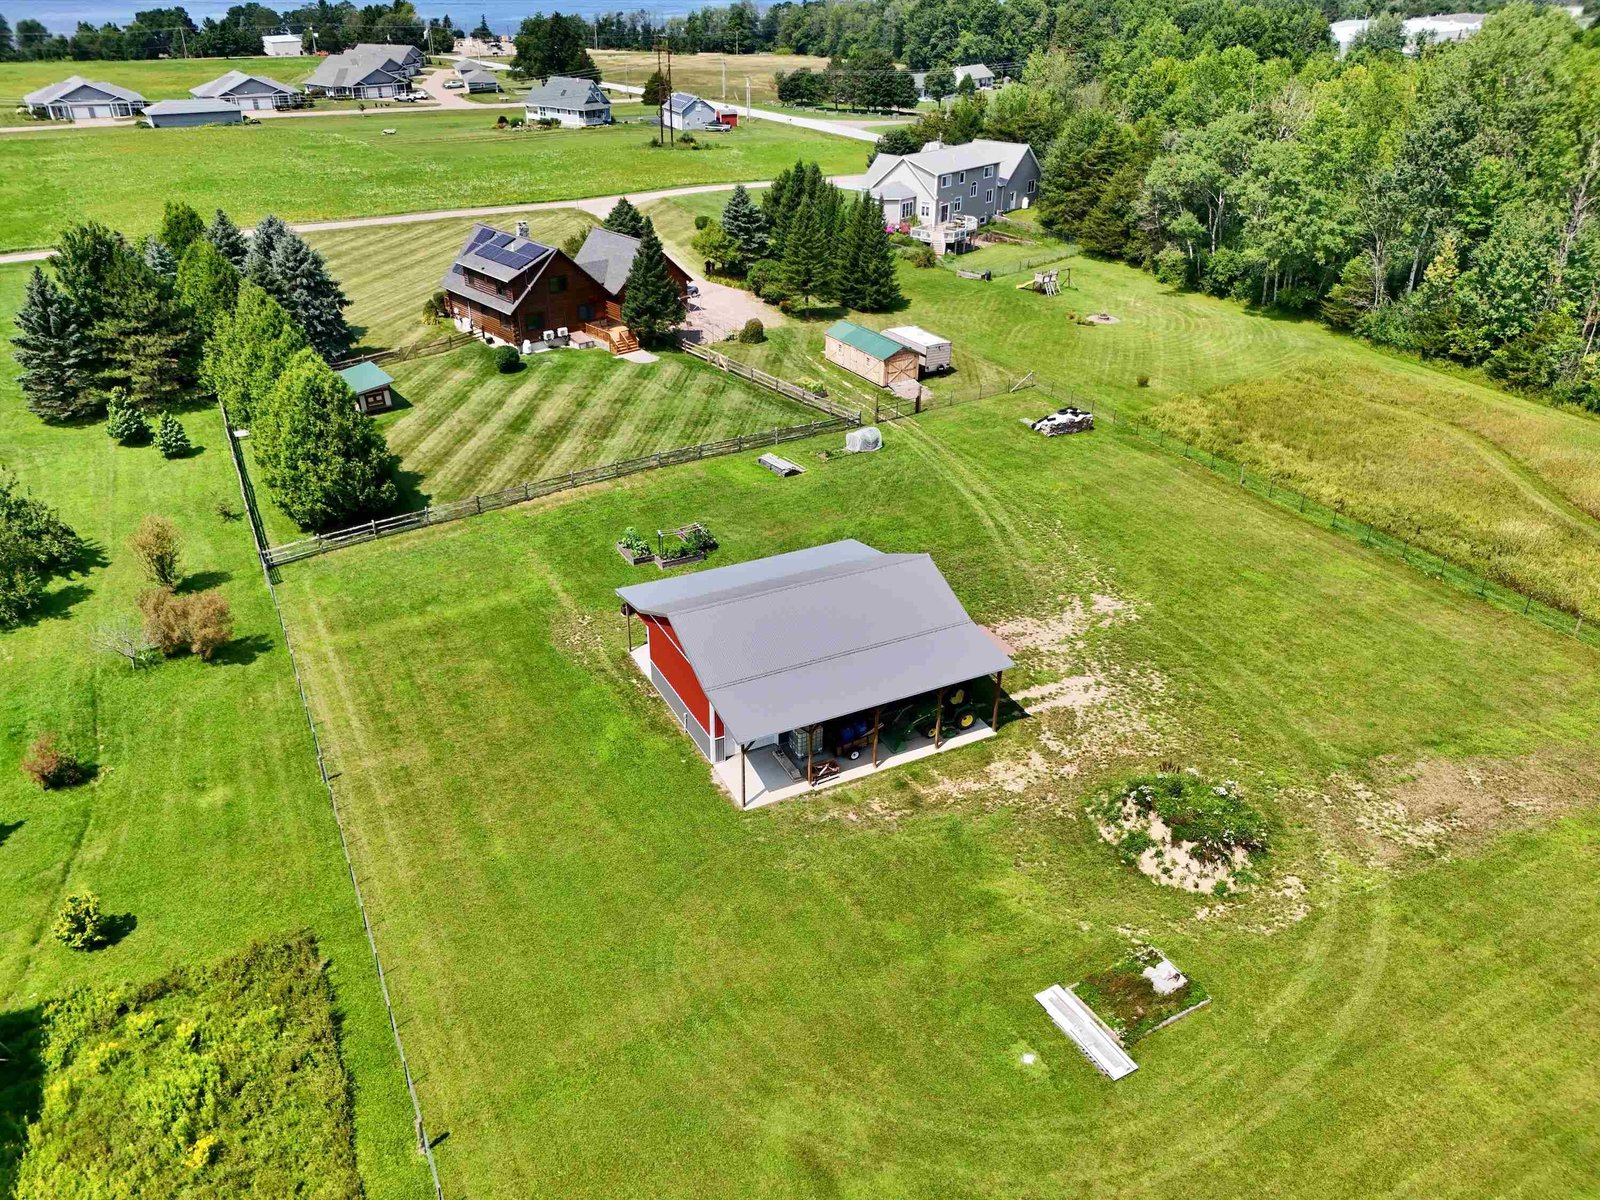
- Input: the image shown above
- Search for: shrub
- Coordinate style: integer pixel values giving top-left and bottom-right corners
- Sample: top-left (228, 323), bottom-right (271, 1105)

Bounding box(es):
top-left (1119, 771), bottom-right (1270, 861)
top-left (682, 524), bottom-right (718, 555)
top-left (1136, 374), bottom-right (1150, 388)
top-left (738, 318), bottom-right (766, 344)
top-left (21, 732), bottom-right (87, 790)
top-left (678, 132), bottom-right (696, 145)
top-left (619, 526), bottom-right (650, 556)
top-left (536, 117), bottom-right (557, 129)
top-left (694, 214), bottom-right (711, 230)
top-left (155, 413), bottom-right (192, 458)
top-left (494, 344), bottom-right (521, 373)
top-left (138, 587), bottom-right (234, 660)
top-left (422, 290), bottom-right (448, 322)
top-left (906, 245), bottom-right (937, 269)
top-left (128, 514), bottom-right (183, 587)
top-left (52, 892), bottom-right (110, 950)
top-left (745, 259), bottom-right (786, 302)
top-left (105, 390), bottom-right (151, 446)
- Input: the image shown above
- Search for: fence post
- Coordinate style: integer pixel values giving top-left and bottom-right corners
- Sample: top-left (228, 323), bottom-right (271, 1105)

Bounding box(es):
top-left (1577, 614), bottom-right (1584, 638)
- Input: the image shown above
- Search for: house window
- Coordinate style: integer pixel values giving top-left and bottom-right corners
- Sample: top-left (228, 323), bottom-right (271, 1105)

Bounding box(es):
top-left (528, 311), bottom-right (546, 333)
top-left (1027, 179), bottom-right (1037, 194)
top-left (550, 273), bottom-right (567, 294)
top-left (969, 182), bottom-right (978, 196)
top-left (958, 171), bottom-right (966, 183)
top-left (983, 165), bottom-right (994, 178)
top-left (577, 302), bottom-right (595, 321)
top-left (939, 174), bottom-right (950, 187)
top-left (900, 199), bottom-right (915, 219)
top-left (920, 204), bottom-right (931, 217)
top-left (953, 198), bottom-right (963, 213)
top-left (985, 189), bottom-right (994, 203)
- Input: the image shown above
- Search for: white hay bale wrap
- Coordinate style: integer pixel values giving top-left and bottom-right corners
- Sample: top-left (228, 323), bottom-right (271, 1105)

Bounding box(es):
top-left (845, 426), bottom-right (883, 453)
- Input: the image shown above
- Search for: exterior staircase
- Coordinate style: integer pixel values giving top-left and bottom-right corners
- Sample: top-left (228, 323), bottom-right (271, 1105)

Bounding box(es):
top-left (583, 319), bottom-right (639, 355)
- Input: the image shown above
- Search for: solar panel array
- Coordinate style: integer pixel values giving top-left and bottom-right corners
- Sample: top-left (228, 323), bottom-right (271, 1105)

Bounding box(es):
top-left (471, 230), bottom-right (550, 272)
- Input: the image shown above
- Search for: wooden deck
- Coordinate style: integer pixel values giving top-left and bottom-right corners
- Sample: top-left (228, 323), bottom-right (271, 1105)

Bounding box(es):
top-left (583, 319), bottom-right (639, 355)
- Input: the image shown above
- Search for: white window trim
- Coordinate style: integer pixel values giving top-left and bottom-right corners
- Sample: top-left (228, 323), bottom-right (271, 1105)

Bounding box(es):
top-left (970, 182), bottom-right (978, 196)
top-left (983, 165), bottom-right (994, 178)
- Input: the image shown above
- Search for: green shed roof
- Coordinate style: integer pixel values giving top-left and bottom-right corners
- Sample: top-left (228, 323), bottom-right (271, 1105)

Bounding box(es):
top-left (825, 320), bottom-right (908, 362)
top-left (337, 361), bottom-right (394, 394)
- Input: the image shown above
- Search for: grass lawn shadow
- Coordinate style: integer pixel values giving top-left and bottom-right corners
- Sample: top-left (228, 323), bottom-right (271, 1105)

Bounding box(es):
top-left (209, 632), bottom-right (274, 667)
top-left (178, 569), bottom-right (232, 593)
top-left (0, 819), bottom-right (21, 850)
top-left (0, 1005), bottom-right (45, 1194)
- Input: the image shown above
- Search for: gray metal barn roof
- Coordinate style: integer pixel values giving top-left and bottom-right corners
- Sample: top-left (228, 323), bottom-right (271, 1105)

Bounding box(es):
top-left (618, 540), bottom-right (1012, 745)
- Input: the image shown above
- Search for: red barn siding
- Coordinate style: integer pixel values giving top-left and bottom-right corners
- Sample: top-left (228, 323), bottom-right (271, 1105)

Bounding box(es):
top-left (643, 616), bottom-right (723, 737)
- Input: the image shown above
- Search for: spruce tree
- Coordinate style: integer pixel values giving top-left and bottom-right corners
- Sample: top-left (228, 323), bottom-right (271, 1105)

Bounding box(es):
top-left (762, 160), bottom-right (803, 259)
top-left (158, 201), bottom-right (206, 260)
top-left (850, 196), bottom-right (903, 313)
top-left (779, 197), bottom-right (831, 314)
top-left (155, 412), bottom-right (192, 458)
top-left (105, 390), bottom-right (151, 445)
top-left (52, 221), bottom-right (129, 307)
top-left (13, 267), bottom-right (100, 422)
top-left (94, 253), bottom-right (200, 410)
top-left (619, 220), bottom-right (687, 346)
top-left (175, 239), bottom-right (241, 336)
top-left (202, 282), bottom-right (308, 423)
top-left (267, 232), bottom-right (353, 360)
top-left (602, 198), bottom-right (648, 238)
top-left (243, 214), bottom-right (290, 289)
top-left (205, 208), bottom-right (248, 269)
top-left (641, 69), bottom-right (668, 106)
top-left (721, 184), bottom-right (769, 262)
top-left (253, 348), bottom-right (398, 530)
top-left (141, 235), bottom-right (177, 279)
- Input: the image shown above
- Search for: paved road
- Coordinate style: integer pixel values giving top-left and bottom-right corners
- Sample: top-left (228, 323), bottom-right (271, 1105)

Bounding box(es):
top-left (598, 80), bottom-right (883, 144)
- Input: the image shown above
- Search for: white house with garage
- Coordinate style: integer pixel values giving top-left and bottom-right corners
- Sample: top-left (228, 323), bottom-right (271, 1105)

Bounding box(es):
top-left (865, 138), bottom-right (1041, 254)
top-left (524, 75), bottom-right (611, 127)
top-left (261, 33), bottom-right (303, 56)
top-left (663, 91), bottom-right (722, 131)
top-left (23, 76), bottom-right (147, 121)
top-left (190, 70), bottom-right (303, 111)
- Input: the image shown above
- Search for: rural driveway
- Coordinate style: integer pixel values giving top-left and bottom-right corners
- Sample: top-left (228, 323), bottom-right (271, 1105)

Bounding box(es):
top-left (598, 81), bottom-right (883, 144)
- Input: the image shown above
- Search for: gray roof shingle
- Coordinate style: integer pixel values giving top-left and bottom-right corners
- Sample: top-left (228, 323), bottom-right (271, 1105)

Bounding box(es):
top-left (523, 75), bottom-right (609, 111)
top-left (24, 75), bottom-right (146, 105)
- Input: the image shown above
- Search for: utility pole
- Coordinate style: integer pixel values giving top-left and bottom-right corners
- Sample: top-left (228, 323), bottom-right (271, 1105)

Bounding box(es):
top-left (721, 54), bottom-right (726, 102)
top-left (744, 76), bottom-right (750, 118)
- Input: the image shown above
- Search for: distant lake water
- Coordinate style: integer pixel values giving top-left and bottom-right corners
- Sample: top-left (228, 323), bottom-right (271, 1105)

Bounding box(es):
top-left (15, 0), bottom-right (700, 36)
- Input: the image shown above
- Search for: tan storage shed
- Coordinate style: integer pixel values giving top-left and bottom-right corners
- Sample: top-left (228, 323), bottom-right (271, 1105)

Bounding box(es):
top-left (824, 321), bottom-right (919, 389)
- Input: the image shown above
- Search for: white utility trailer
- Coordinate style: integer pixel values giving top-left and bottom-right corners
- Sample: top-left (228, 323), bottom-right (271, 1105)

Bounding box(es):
top-left (881, 325), bottom-right (953, 375)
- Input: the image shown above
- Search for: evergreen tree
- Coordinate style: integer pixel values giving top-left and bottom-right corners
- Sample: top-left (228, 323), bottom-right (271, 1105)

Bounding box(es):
top-left (202, 282), bottom-right (308, 423)
top-left (619, 220), bottom-right (687, 346)
top-left (243, 214), bottom-right (290, 289)
top-left (52, 221), bottom-right (129, 311)
top-left (158, 201), bottom-right (205, 259)
top-left (175, 239), bottom-right (241, 336)
top-left (267, 232), bottom-right (353, 360)
top-left (841, 195), bottom-right (903, 312)
top-left (155, 412), bottom-right (192, 458)
top-left (779, 197), bottom-right (831, 313)
top-left (762, 160), bottom-right (804, 258)
top-left (0, 16), bottom-right (13, 59)
top-left (12, 267), bottom-right (100, 422)
top-left (105, 390), bottom-right (151, 445)
top-left (1076, 161), bottom-right (1143, 259)
top-left (641, 69), bottom-right (668, 105)
top-left (141, 235), bottom-right (176, 279)
top-left (602, 198), bottom-right (648, 238)
top-left (205, 208), bottom-right (248, 269)
top-left (253, 348), bottom-right (398, 530)
top-left (721, 184), bottom-right (769, 261)
top-left (94, 253), bottom-right (200, 410)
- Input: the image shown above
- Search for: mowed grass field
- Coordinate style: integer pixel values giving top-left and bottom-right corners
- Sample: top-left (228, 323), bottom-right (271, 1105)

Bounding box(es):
top-left (270, 392), bottom-right (1600, 1197)
top-left (643, 190), bottom-right (1600, 617)
top-left (0, 115), bottom-right (865, 251)
top-left (0, 266), bottom-right (429, 1196)
top-left (0, 54), bottom-right (323, 101)
top-left (591, 49), bottom-right (832, 104)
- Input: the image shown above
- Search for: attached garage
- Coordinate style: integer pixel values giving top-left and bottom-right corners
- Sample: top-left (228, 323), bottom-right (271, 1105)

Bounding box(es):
top-left (824, 320), bottom-right (919, 389)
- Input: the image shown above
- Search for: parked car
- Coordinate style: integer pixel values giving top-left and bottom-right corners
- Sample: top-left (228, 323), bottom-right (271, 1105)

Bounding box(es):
top-left (1031, 406), bottom-right (1094, 436)
top-left (444, 78), bottom-right (464, 89)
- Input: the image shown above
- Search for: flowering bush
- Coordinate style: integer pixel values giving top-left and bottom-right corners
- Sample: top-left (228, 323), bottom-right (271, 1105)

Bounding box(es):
top-left (1103, 770), bottom-right (1269, 862)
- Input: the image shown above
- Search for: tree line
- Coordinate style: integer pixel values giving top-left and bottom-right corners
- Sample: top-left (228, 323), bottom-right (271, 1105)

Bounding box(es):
top-left (13, 203), bottom-right (398, 532)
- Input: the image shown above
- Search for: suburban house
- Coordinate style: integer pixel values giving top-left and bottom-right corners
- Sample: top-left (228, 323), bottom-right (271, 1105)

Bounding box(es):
top-left (442, 221), bottom-right (691, 354)
top-left (143, 98), bottom-right (242, 128)
top-left (617, 539), bottom-right (1012, 808)
top-left (825, 321), bottom-right (920, 389)
top-left (23, 76), bottom-right (147, 121)
top-left (523, 76), bottom-right (611, 126)
top-left (304, 44), bottom-right (420, 98)
top-left (663, 91), bottom-right (722, 131)
top-left (261, 33), bottom-right (303, 56)
top-left (912, 63), bottom-right (997, 100)
top-left (190, 70), bottom-right (303, 111)
top-left (337, 362), bottom-right (395, 414)
top-left (454, 59), bottom-right (502, 92)
top-left (865, 138), bottom-right (1041, 254)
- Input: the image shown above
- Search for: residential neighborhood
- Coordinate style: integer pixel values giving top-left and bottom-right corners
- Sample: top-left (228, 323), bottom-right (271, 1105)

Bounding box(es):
top-left (0, 4), bottom-right (1598, 1199)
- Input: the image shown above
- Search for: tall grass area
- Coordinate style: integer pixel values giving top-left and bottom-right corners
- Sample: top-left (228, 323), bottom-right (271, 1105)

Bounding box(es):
top-left (0, 266), bottom-right (429, 1198)
top-left (589, 49), bottom-right (832, 104)
top-left (0, 116), bottom-right (867, 251)
top-left (5, 936), bottom-right (360, 1198)
top-left (270, 395), bottom-right (1600, 1197)
top-left (642, 190), bottom-right (1600, 618)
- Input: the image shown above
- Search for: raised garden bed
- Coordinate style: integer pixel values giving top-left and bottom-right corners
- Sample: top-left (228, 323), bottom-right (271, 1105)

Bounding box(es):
top-left (616, 523), bottom-right (718, 570)
top-left (1074, 947), bottom-right (1210, 1045)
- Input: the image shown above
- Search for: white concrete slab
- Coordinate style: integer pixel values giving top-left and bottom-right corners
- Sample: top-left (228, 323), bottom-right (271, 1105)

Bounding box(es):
top-left (1035, 985), bottom-right (1138, 1081)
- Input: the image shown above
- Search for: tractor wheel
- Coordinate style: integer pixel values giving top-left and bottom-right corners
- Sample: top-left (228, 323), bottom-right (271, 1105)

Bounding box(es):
top-left (958, 711), bottom-right (975, 729)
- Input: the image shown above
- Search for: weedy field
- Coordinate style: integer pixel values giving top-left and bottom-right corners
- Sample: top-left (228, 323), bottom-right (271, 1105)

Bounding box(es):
top-left (269, 394), bottom-right (1600, 1198)
top-left (0, 115), bottom-right (865, 251)
top-left (590, 49), bottom-right (832, 104)
top-left (0, 264), bottom-right (429, 1198)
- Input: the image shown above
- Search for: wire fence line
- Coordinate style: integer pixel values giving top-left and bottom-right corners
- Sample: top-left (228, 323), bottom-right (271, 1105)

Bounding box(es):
top-left (260, 415), bottom-right (855, 566)
top-left (679, 340), bottom-right (863, 422)
top-left (216, 400), bottom-right (448, 1200)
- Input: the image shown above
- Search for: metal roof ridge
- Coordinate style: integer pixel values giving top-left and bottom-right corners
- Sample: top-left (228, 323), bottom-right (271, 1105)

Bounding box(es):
top-left (704, 618), bottom-right (978, 691)
top-left (656, 552), bottom-right (927, 617)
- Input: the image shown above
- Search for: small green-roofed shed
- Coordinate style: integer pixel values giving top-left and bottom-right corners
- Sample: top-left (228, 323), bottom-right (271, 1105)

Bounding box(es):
top-left (337, 361), bottom-right (395, 415)
top-left (824, 320), bottom-right (919, 388)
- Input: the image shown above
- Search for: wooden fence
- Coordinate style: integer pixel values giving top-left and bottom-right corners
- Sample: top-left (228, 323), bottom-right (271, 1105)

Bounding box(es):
top-left (679, 341), bottom-right (863, 423)
top-left (261, 416), bottom-right (854, 566)
top-left (333, 330), bottom-right (476, 371)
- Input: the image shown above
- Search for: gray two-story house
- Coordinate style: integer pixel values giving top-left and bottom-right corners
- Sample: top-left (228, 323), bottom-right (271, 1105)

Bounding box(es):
top-left (865, 139), bottom-right (1041, 254)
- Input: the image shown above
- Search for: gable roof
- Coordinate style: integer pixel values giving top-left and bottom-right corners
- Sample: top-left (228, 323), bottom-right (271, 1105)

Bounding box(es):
top-left (827, 320), bottom-right (911, 362)
top-left (617, 540), bottom-right (1012, 745)
top-left (304, 54), bottom-right (403, 89)
top-left (190, 70), bottom-right (300, 98)
top-left (867, 139), bottom-right (1036, 197)
top-left (573, 226), bottom-right (643, 294)
top-left (337, 361), bottom-right (394, 394)
top-left (439, 222), bottom-right (562, 316)
top-left (24, 75), bottom-right (146, 106)
top-left (955, 63), bottom-right (995, 80)
top-left (145, 98), bottom-right (240, 116)
top-left (667, 91), bottom-right (716, 114)
top-left (459, 69), bottom-right (501, 88)
top-left (524, 75), bottom-right (609, 110)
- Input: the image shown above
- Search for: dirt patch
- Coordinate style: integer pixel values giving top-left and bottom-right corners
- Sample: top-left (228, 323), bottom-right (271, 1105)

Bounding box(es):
top-left (1085, 313), bottom-right (1121, 325)
top-left (1095, 798), bottom-right (1254, 894)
